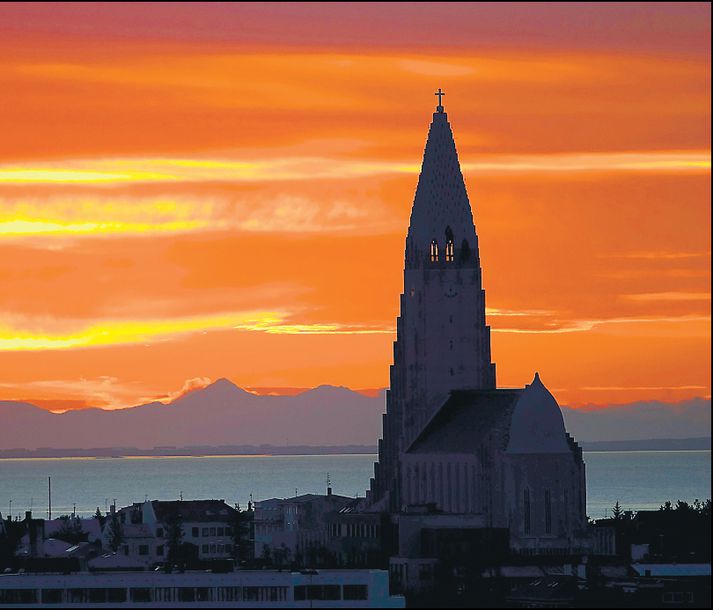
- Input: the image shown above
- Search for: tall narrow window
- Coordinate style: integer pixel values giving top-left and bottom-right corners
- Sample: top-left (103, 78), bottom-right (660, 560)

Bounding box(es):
top-left (545, 490), bottom-right (552, 534)
top-left (524, 489), bottom-right (531, 534)
top-left (445, 226), bottom-right (454, 262)
top-left (430, 240), bottom-right (439, 262)
top-left (445, 240), bottom-right (454, 262)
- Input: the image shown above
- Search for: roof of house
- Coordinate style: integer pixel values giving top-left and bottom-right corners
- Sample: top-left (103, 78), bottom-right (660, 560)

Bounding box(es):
top-left (632, 563), bottom-right (711, 577)
top-left (151, 500), bottom-right (236, 523)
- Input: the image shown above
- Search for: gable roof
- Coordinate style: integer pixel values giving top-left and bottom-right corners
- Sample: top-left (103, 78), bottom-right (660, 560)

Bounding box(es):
top-left (406, 389), bottom-right (522, 454)
top-left (151, 499), bottom-right (236, 523)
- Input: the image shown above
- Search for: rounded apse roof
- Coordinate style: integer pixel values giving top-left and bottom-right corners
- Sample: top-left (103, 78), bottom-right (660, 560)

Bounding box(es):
top-left (506, 372), bottom-right (570, 454)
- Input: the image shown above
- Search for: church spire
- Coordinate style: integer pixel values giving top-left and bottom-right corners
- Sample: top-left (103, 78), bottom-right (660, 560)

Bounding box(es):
top-left (405, 99), bottom-right (479, 270)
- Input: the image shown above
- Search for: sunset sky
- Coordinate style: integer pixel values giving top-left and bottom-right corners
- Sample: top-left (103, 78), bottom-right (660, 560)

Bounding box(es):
top-left (0, 2), bottom-right (710, 412)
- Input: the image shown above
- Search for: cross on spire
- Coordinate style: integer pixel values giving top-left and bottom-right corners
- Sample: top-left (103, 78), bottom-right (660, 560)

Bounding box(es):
top-left (434, 88), bottom-right (445, 113)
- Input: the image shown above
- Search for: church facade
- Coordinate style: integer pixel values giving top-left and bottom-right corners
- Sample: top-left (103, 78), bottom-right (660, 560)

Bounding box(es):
top-left (366, 94), bottom-right (589, 557)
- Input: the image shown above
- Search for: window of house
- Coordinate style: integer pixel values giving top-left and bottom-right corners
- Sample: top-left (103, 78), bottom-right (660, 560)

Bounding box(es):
top-left (156, 545), bottom-right (164, 556)
top-left (138, 545), bottom-right (149, 556)
top-left (107, 589), bottom-right (127, 603)
top-left (202, 544), bottom-right (209, 554)
top-left (192, 527), bottom-right (199, 537)
top-left (130, 588), bottom-right (151, 603)
top-left (210, 527), bottom-right (216, 536)
top-left (156, 527), bottom-right (163, 538)
top-left (202, 527), bottom-right (209, 537)
top-left (41, 590), bottom-right (63, 604)
top-left (217, 527), bottom-right (224, 536)
top-left (344, 585), bottom-right (368, 601)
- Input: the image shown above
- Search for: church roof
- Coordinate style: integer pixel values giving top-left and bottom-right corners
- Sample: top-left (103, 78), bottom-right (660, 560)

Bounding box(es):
top-left (405, 374), bottom-right (573, 455)
top-left (406, 388), bottom-right (522, 454)
top-left (406, 109), bottom-right (478, 252)
top-left (506, 373), bottom-right (571, 454)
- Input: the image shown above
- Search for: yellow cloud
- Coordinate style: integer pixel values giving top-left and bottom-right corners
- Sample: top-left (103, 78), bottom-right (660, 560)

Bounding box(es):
top-left (0, 150), bottom-right (708, 187)
top-left (0, 311), bottom-right (393, 351)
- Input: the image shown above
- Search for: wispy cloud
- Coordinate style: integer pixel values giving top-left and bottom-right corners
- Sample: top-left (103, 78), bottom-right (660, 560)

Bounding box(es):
top-left (0, 150), bottom-right (708, 187)
top-left (0, 310), bottom-right (394, 351)
top-left (622, 292), bottom-right (711, 302)
top-left (491, 313), bottom-right (711, 334)
top-left (0, 194), bottom-right (395, 238)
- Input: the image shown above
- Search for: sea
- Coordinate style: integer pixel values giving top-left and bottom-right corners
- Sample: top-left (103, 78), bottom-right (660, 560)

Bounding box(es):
top-left (0, 451), bottom-right (710, 520)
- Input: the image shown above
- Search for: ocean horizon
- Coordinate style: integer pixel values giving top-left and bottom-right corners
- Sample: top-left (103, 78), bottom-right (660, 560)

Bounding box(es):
top-left (1, 450), bottom-right (709, 522)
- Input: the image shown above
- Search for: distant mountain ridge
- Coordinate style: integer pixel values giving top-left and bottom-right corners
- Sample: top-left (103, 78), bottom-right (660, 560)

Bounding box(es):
top-left (0, 379), bottom-right (709, 450)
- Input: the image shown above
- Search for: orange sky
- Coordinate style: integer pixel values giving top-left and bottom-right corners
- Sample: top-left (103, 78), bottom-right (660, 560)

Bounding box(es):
top-left (0, 3), bottom-right (710, 411)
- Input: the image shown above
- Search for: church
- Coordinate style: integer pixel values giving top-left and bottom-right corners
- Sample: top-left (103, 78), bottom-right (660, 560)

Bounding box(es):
top-left (364, 91), bottom-right (590, 560)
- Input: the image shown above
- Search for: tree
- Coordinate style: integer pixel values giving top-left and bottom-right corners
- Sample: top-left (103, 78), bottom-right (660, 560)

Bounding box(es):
top-left (107, 516), bottom-right (124, 552)
top-left (165, 511), bottom-right (184, 563)
top-left (55, 515), bottom-right (85, 545)
top-left (0, 520), bottom-right (21, 561)
top-left (612, 501), bottom-right (623, 520)
top-left (230, 504), bottom-right (253, 565)
top-left (94, 507), bottom-right (106, 529)
top-left (273, 543), bottom-right (291, 571)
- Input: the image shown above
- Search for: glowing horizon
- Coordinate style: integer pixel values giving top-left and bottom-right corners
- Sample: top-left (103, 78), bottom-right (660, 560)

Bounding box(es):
top-left (0, 3), bottom-right (709, 412)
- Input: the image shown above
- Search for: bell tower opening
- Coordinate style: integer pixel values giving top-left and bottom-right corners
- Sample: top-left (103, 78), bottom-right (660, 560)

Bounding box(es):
top-left (430, 240), bottom-right (439, 262)
top-left (445, 226), bottom-right (455, 262)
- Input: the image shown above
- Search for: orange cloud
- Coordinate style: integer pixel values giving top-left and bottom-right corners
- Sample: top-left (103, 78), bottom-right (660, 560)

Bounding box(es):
top-left (0, 5), bottom-right (708, 411)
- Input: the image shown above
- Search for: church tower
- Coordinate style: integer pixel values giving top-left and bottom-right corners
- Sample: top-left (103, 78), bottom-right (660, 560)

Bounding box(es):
top-left (369, 91), bottom-right (496, 510)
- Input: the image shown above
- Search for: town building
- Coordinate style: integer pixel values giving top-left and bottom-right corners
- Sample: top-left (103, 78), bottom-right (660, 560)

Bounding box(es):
top-left (0, 567), bottom-right (406, 607)
top-left (254, 490), bottom-right (352, 566)
top-left (106, 499), bottom-right (240, 566)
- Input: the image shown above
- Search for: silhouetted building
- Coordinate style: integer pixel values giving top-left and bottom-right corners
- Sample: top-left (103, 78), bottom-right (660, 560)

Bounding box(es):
top-left (107, 499), bottom-right (238, 565)
top-left (254, 492), bottom-right (352, 566)
top-left (363, 94), bottom-right (589, 581)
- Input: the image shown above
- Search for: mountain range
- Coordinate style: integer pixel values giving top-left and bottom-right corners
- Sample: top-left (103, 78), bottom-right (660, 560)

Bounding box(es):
top-left (0, 379), bottom-right (710, 450)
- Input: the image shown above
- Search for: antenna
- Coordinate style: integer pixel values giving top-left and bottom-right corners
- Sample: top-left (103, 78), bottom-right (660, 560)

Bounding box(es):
top-left (179, 491), bottom-right (183, 501)
top-left (48, 477), bottom-right (52, 520)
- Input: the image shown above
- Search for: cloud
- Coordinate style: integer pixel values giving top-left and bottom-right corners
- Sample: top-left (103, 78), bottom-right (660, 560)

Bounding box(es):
top-left (490, 313), bottom-right (711, 334)
top-left (0, 193), bottom-right (397, 239)
top-left (622, 292), bottom-right (711, 302)
top-left (0, 150), bottom-right (707, 187)
top-left (154, 376), bottom-right (213, 403)
top-left (0, 376), bottom-right (141, 410)
top-left (0, 310), bottom-right (394, 352)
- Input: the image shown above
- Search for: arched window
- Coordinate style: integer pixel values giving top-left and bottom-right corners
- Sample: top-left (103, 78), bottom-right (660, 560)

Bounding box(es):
top-left (445, 240), bottom-right (454, 262)
top-left (460, 238), bottom-right (471, 262)
top-left (445, 226), bottom-right (455, 262)
top-left (430, 240), bottom-right (439, 262)
top-left (524, 489), bottom-right (531, 534)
